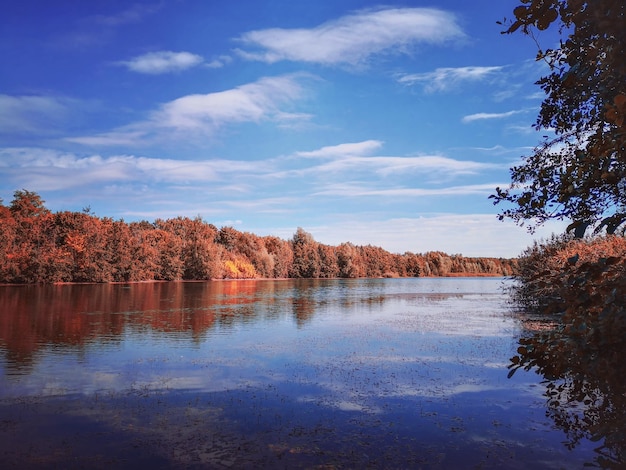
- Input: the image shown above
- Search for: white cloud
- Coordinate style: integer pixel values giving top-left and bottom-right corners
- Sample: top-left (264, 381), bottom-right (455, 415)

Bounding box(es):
top-left (268, 142), bottom-right (503, 184)
top-left (397, 66), bottom-right (504, 93)
top-left (0, 147), bottom-right (266, 191)
top-left (154, 74), bottom-right (308, 131)
top-left (236, 7), bottom-right (464, 66)
top-left (66, 74), bottom-right (313, 145)
top-left (0, 95), bottom-right (69, 134)
top-left (205, 55), bottom-right (233, 69)
top-left (66, 130), bottom-right (148, 147)
top-left (525, 91), bottom-right (547, 100)
top-left (294, 140), bottom-right (383, 158)
top-left (118, 51), bottom-right (204, 74)
top-left (462, 110), bottom-right (525, 123)
top-left (371, 156), bottom-right (500, 176)
top-left (506, 124), bottom-right (541, 135)
top-left (313, 182), bottom-right (501, 198)
top-left (294, 154), bottom-right (501, 179)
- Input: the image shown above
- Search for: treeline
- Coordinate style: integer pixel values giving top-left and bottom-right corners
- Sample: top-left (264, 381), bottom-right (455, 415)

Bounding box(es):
top-left (0, 190), bottom-right (516, 284)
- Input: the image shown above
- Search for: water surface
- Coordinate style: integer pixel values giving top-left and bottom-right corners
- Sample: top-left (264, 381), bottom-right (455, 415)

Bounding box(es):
top-left (0, 278), bottom-right (598, 468)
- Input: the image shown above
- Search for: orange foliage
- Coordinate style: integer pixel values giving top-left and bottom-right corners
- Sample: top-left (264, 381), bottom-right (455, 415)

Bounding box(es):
top-left (511, 234), bottom-right (626, 311)
top-left (223, 256), bottom-right (257, 279)
top-left (0, 190), bottom-right (518, 284)
top-left (552, 235), bottom-right (626, 265)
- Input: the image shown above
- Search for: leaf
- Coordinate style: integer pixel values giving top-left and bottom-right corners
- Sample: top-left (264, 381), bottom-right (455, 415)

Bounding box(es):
top-left (513, 5), bottom-right (528, 19)
top-left (536, 8), bottom-right (558, 30)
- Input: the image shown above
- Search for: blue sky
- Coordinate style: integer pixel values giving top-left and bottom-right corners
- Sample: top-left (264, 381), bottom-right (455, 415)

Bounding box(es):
top-left (0, 0), bottom-right (567, 257)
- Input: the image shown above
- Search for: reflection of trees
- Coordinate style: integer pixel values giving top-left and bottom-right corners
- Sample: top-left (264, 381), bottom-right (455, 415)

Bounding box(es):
top-left (509, 258), bottom-right (626, 468)
top-left (290, 279), bottom-right (322, 327)
top-left (0, 281), bottom-right (292, 367)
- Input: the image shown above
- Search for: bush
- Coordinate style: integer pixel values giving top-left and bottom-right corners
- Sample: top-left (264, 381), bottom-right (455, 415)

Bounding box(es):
top-left (509, 234), bottom-right (626, 313)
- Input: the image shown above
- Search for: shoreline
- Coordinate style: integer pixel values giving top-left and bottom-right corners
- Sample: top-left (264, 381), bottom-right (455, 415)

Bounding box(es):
top-left (0, 273), bottom-right (509, 287)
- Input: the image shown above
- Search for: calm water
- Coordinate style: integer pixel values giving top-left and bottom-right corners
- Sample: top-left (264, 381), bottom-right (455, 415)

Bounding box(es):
top-left (0, 278), bottom-right (599, 468)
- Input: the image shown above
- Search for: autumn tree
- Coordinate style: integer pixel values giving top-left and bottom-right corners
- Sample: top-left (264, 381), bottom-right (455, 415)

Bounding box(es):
top-left (182, 217), bottom-right (221, 280)
top-left (105, 219), bottom-right (135, 281)
top-left (142, 228), bottom-right (184, 280)
top-left (216, 226), bottom-right (238, 252)
top-left (0, 199), bottom-right (17, 281)
top-left (9, 189), bottom-right (49, 221)
top-left (360, 245), bottom-right (397, 277)
top-left (156, 217), bottom-right (222, 280)
top-left (401, 252), bottom-right (422, 277)
top-left (289, 228), bottom-right (321, 278)
top-left (6, 191), bottom-right (58, 283)
top-left (336, 242), bottom-right (363, 278)
top-left (491, 0), bottom-right (626, 235)
top-left (317, 244), bottom-right (339, 278)
top-left (230, 230), bottom-right (274, 278)
top-left (56, 212), bottom-right (114, 282)
top-left (263, 236), bottom-right (293, 278)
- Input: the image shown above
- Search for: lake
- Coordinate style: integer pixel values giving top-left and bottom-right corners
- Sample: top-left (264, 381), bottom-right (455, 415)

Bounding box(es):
top-left (0, 278), bottom-right (601, 468)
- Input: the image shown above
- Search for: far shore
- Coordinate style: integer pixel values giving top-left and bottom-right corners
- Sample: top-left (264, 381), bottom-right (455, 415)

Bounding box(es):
top-left (0, 273), bottom-right (509, 287)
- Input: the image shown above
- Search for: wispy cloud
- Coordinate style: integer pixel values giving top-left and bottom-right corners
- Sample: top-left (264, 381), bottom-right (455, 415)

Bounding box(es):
top-left (313, 182), bottom-right (502, 197)
top-left (462, 110), bottom-right (525, 123)
top-left (294, 140), bottom-right (384, 158)
top-left (117, 51), bottom-right (204, 74)
top-left (397, 66), bottom-right (504, 93)
top-left (0, 94), bottom-right (71, 135)
top-left (0, 142), bottom-right (502, 204)
top-left (288, 152), bottom-right (501, 178)
top-left (153, 74), bottom-right (309, 130)
top-left (66, 74), bottom-right (314, 146)
top-left (0, 147), bottom-right (266, 191)
top-left (89, 2), bottom-right (163, 27)
top-left (64, 130), bottom-right (148, 147)
top-left (54, 3), bottom-right (163, 48)
top-left (236, 7), bottom-right (464, 66)
top-left (206, 55), bottom-right (233, 69)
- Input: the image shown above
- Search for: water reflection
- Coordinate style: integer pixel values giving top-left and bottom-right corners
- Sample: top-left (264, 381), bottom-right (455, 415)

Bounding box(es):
top-left (511, 314), bottom-right (626, 468)
top-left (0, 279), bottom-right (489, 370)
top-left (0, 278), bottom-right (603, 468)
top-left (0, 281), bottom-right (291, 368)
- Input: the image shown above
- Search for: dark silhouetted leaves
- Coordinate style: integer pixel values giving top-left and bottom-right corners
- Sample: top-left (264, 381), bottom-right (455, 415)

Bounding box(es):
top-left (492, 1), bottom-right (626, 236)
